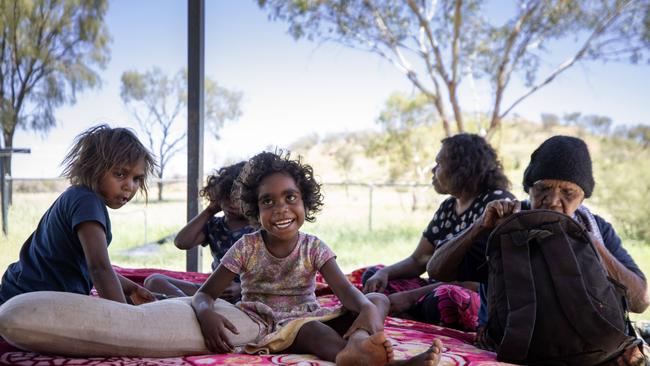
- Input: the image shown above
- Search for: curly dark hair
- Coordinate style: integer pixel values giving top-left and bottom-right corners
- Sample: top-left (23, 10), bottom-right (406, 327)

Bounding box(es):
top-left (440, 133), bottom-right (510, 196)
top-left (233, 151), bottom-right (323, 225)
top-left (61, 124), bottom-right (157, 199)
top-left (200, 161), bottom-right (246, 204)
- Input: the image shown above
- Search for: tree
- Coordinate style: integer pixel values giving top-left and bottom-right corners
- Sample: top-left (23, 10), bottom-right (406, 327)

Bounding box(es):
top-left (1, 0), bottom-right (110, 201)
top-left (366, 92), bottom-right (439, 184)
top-left (120, 67), bottom-right (242, 201)
top-left (258, 0), bottom-right (650, 138)
top-left (540, 113), bottom-right (560, 130)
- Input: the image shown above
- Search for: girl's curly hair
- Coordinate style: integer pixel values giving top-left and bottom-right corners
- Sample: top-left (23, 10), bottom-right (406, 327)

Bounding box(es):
top-left (233, 151), bottom-right (323, 225)
top-left (441, 133), bottom-right (510, 196)
top-left (200, 161), bottom-right (246, 204)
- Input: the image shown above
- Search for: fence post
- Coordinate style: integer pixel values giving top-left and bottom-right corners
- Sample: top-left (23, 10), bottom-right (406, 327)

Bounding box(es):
top-left (368, 184), bottom-right (374, 231)
top-left (1, 168), bottom-right (6, 236)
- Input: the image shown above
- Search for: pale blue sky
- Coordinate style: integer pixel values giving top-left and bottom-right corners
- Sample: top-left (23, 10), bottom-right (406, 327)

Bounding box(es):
top-left (11, 0), bottom-right (650, 178)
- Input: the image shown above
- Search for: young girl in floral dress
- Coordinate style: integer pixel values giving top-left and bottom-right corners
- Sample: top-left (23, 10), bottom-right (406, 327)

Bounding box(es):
top-left (192, 151), bottom-right (442, 366)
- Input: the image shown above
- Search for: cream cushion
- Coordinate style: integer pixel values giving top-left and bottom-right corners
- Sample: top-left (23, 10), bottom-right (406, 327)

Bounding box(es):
top-left (0, 291), bottom-right (260, 357)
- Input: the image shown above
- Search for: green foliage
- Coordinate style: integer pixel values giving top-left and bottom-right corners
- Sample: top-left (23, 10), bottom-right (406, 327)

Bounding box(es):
top-left (257, 0), bottom-right (650, 137)
top-left (0, 0), bottom-right (110, 174)
top-left (120, 67), bottom-right (243, 200)
top-left (366, 92), bottom-right (443, 182)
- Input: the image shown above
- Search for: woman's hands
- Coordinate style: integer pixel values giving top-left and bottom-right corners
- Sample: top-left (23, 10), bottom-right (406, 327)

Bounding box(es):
top-left (362, 270), bottom-right (389, 294)
top-left (478, 199), bottom-right (521, 233)
top-left (196, 307), bottom-right (239, 353)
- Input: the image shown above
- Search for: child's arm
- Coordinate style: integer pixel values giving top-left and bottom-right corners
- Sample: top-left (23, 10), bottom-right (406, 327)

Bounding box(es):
top-left (117, 273), bottom-right (156, 305)
top-left (174, 202), bottom-right (221, 250)
top-left (320, 258), bottom-right (384, 336)
top-left (192, 265), bottom-right (239, 353)
top-left (76, 221), bottom-right (127, 303)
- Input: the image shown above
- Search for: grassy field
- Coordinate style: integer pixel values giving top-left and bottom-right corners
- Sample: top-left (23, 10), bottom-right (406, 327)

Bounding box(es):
top-left (2, 183), bottom-right (649, 321)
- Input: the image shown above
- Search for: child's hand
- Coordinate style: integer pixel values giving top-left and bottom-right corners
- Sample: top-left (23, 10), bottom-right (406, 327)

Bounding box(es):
top-left (206, 200), bottom-right (222, 215)
top-left (197, 309), bottom-right (239, 353)
top-left (343, 303), bottom-right (384, 339)
top-left (128, 285), bottom-right (156, 305)
top-left (221, 282), bottom-right (242, 303)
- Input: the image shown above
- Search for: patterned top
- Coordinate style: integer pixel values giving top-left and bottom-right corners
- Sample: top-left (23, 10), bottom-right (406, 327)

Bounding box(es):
top-left (202, 216), bottom-right (255, 272)
top-left (221, 231), bottom-right (338, 331)
top-left (423, 190), bottom-right (515, 246)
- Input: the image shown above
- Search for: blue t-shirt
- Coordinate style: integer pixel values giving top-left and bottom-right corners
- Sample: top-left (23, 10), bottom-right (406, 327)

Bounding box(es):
top-left (202, 216), bottom-right (255, 272)
top-left (0, 185), bottom-right (111, 305)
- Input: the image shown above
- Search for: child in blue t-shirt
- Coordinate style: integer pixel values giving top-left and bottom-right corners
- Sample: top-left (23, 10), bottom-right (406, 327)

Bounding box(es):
top-left (144, 162), bottom-right (254, 301)
top-left (0, 124), bottom-right (157, 306)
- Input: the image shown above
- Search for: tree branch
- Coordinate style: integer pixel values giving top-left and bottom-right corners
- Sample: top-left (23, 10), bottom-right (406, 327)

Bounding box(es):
top-left (498, 1), bottom-right (629, 122)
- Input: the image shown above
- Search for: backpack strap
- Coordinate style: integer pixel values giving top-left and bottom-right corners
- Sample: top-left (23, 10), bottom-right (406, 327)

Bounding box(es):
top-left (537, 222), bottom-right (630, 351)
top-left (497, 230), bottom-right (537, 361)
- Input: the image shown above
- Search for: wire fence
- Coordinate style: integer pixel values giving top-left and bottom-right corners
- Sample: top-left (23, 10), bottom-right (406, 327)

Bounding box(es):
top-left (2, 177), bottom-right (439, 236)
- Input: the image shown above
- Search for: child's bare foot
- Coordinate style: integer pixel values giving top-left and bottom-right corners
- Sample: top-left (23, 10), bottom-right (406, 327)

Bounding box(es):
top-left (336, 331), bottom-right (392, 366)
top-left (388, 338), bottom-right (443, 366)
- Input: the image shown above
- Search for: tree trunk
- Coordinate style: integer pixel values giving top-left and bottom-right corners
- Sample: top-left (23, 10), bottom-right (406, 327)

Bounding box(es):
top-left (2, 130), bottom-right (15, 206)
top-left (157, 180), bottom-right (164, 201)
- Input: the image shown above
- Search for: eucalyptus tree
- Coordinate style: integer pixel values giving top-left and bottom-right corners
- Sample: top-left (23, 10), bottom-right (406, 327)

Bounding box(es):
top-left (0, 0), bottom-right (110, 198)
top-left (258, 0), bottom-right (650, 137)
top-left (120, 68), bottom-right (242, 201)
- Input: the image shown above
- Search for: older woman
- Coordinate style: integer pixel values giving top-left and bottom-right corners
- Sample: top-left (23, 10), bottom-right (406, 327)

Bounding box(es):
top-left (361, 133), bottom-right (514, 330)
top-left (427, 136), bottom-right (649, 363)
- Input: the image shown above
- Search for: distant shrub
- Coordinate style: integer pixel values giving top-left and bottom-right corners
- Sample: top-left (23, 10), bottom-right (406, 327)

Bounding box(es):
top-left (13, 179), bottom-right (68, 193)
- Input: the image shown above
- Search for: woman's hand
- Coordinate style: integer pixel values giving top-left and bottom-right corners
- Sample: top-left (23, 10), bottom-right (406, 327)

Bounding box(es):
top-left (363, 270), bottom-right (389, 294)
top-left (478, 199), bottom-right (521, 232)
top-left (343, 303), bottom-right (384, 339)
top-left (196, 308), bottom-right (239, 353)
top-left (126, 284), bottom-right (156, 305)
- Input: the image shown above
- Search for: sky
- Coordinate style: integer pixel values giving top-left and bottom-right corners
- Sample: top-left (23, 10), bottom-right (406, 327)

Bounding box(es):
top-left (9, 0), bottom-right (650, 178)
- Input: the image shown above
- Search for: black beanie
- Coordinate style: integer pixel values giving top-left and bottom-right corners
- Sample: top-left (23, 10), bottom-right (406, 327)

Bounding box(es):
top-left (523, 135), bottom-right (595, 198)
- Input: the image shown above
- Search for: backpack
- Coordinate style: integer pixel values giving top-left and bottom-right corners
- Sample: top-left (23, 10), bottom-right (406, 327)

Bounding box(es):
top-left (485, 209), bottom-right (638, 365)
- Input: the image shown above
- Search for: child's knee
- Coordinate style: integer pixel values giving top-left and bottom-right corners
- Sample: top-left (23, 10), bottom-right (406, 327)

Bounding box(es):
top-left (143, 273), bottom-right (169, 290)
top-left (366, 292), bottom-right (390, 307)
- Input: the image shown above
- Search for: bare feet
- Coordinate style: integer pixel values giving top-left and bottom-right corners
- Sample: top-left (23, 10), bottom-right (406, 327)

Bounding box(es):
top-left (336, 331), bottom-right (393, 366)
top-left (389, 338), bottom-right (443, 366)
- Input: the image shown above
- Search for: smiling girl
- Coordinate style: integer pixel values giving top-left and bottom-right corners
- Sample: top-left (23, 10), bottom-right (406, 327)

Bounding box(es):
top-left (192, 151), bottom-right (442, 366)
top-left (0, 124), bottom-right (157, 306)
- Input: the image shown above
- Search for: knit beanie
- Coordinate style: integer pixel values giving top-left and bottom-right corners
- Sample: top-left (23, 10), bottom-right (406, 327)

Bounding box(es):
top-left (523, 135), bottom-right (595, 198)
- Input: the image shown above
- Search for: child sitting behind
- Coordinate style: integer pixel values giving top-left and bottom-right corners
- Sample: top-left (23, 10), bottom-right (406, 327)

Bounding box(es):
top-left (144, 162), bottom-right (254, 301)
top-left (192, 151), bottom-right (442, 366)
top-left (0, 124), bottom-right (157, 306)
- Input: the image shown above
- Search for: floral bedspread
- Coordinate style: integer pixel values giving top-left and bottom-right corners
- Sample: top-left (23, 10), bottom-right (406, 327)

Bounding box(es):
top-left (0, 266), bottom-right (512, 366)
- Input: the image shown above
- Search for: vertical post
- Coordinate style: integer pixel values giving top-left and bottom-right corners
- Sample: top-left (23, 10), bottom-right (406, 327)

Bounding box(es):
top-left (368, 184), bottom-right (374, 231)
top-left (186, 0), bottom-right (205, 272)
top-left (1, 161), bottom-right (7, 236)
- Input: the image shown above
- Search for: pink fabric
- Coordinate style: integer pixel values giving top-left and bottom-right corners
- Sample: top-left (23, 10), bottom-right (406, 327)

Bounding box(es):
top-left (0, 266), bottom-right (514, 366)
top-left (434, 284), bottom-right (480, 331)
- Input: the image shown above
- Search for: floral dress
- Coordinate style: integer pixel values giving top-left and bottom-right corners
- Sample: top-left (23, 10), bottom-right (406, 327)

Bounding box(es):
top-left (221, 230), bottom-right (343, 353)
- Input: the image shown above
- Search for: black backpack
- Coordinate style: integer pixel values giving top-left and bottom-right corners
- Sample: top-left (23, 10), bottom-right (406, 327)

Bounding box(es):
top-left (485, 209), bottom-right (638, 365)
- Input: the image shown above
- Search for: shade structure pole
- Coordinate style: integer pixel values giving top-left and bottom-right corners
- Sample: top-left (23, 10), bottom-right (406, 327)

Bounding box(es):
top-left (186, 0), bottom-right (205, 272)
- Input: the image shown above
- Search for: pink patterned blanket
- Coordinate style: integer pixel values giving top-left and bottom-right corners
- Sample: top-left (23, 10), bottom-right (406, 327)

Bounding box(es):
top-left (0, 267), bottom-right (512, 366)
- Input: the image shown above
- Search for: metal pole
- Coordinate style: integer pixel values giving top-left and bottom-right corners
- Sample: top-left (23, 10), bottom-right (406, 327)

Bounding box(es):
top-left (186, 0), bottom-right (205, 272)
top-left (1, 164), bottom-right (7, 236)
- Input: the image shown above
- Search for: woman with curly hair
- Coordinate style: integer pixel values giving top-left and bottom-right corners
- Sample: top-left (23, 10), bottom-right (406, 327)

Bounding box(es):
top-left (192, 151), bottom-right (442, 365)
top-left (362, 133), bottom-right (514, 331)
